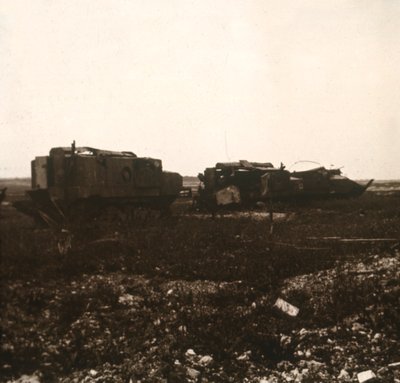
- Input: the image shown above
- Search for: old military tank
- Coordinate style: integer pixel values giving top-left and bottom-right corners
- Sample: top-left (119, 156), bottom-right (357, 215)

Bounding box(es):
top-left (14, 142), bottom-right (183, 226)
top-left (196, 160), bottom-right (373, 209)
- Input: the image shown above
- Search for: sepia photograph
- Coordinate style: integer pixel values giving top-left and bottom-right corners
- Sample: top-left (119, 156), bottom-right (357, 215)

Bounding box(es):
top-left (1, 1), bottom-right (399, 382)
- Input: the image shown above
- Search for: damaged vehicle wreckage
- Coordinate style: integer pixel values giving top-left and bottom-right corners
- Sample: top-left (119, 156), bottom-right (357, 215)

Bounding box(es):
top-left (196, 160), bottom-right (373, 210)
top-left (13, 141), bottom-right (183, 227)
top-left (13, 143), bottom-right (374, 224)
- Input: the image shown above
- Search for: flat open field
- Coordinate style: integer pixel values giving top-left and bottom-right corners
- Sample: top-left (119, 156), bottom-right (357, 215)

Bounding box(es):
top-left (1, 180), bottom-right (400, 383)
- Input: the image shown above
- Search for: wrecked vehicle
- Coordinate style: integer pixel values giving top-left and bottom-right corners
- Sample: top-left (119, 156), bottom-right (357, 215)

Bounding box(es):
top-left (196, 161), bottom-right (299, 209)
top-left (196, 161), bottom-right (373, 209)
top-left (290, 166), bottom-right (373, 199)
top-left (14, 142), bottom-right (182, 225)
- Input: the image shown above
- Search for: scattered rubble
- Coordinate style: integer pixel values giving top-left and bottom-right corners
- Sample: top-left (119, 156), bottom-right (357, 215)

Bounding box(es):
top-left (1, 189), bottom-right (399, 382)
top-left (7, 375), bottom-right (41, 383)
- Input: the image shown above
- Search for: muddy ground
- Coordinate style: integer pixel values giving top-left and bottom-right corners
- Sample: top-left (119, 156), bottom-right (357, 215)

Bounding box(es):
top-left (0, 180), bottom-right (400, 382)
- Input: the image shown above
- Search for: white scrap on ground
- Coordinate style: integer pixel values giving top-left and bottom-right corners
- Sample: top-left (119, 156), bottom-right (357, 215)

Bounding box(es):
top-left (273, 297), bottom-right (299, 317)
top-left (357, 370), bottom-right (376, 383)
top-left (337, 369), bottom-right (350, 380)
top-left (118, 293), bottom-right (135, 305)
top-left (8, 375), bottom-right (40, 383)
top-left (89, 369), bottom-right (98, 377)
top-left (199, 355), bottom-right (213, 366)
top-left (185, 348), bottom-right (196, 357)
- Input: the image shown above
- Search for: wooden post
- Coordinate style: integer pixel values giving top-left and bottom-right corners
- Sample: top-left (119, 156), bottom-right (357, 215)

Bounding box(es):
top-left (267, 198), bottom-right (274, 250)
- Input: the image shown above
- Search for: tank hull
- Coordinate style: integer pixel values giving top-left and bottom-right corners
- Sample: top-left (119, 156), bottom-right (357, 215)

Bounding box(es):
top-left (196, 161), bottom-right (373, 209)
top-left (15, 145), bottom-right (182, 226)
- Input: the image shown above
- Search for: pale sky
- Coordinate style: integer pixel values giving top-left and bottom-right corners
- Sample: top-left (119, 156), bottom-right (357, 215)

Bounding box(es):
top-left (1, 0), bottom-right (399, 179)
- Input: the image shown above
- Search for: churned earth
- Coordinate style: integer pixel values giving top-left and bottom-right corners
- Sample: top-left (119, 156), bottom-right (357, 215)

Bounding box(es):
top-left (1, 180), bottom-right (400, 383)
